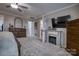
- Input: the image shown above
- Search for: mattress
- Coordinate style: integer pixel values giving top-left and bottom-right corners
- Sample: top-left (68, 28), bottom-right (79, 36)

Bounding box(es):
top-left (0, 31), bottom-right (18, 56)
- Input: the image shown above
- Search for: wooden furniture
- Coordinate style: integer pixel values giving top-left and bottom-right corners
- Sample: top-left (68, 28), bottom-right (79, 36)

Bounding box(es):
top-left (66, 19), bottom-right (79, 55)
top-left (9, 27), bottom-right (26, 38)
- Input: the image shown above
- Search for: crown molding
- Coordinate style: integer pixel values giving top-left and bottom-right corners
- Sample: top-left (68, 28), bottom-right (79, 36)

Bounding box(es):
top-left (42, 4), bottom-right (79, 17)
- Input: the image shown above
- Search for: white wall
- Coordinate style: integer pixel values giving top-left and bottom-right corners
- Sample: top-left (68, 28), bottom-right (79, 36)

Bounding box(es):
top-left (0, 14), bottom-right (27, 31)
top-left (0, 9), bottom-right (28, 31)
top-left (3, 15), bottom-right (14, 30)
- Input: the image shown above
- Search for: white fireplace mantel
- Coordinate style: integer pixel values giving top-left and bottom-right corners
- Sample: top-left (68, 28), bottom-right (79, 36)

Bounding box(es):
top-left (47, 28), bottom-right (66, 48)
top-left (48, 30), bottom-right (61, 47)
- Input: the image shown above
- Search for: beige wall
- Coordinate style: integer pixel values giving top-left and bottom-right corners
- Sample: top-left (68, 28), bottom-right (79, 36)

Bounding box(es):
top-left (45, 4), bottom-right (79, 28)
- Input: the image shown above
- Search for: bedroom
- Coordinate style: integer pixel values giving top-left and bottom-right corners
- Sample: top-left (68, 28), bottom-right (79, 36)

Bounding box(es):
top-left (0, 3), bottom-right (79, 56)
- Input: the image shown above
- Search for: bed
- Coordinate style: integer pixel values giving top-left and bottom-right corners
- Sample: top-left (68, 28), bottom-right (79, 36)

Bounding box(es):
top-left (0, 31), bottom-right (18, 56)
top-left (18, 37), bottom-right (71, 56)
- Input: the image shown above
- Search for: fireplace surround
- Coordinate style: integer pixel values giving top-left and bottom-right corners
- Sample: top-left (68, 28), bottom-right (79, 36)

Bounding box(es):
top-left (48, 31), bottom-right (61, 47)
top-left (47, 28), bottom-right (66, 48)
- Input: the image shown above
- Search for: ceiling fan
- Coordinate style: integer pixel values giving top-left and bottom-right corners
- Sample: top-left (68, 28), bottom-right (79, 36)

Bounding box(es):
top-left (6, 3), bottom-right (28, 12)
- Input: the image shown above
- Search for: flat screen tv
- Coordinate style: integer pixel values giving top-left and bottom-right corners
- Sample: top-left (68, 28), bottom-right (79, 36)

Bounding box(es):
top-left (51, 15), bottom-right (71, 28)
top-left (57, 15), bottom-right (71, 24)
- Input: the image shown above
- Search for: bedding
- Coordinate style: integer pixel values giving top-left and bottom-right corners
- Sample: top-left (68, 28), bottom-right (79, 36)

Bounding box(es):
top-left (0, 31), bottom-right (18, 56)
top-left (18, 37), bottom-right (71, 56)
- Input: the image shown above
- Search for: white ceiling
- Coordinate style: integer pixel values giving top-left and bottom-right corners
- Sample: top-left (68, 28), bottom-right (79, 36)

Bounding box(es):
top-left (0, 3), bottom-right (76, 18)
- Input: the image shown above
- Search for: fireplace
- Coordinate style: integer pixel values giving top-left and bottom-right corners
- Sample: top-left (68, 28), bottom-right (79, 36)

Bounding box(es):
top-left (48, 28), bottom-right (66, 48)
top-left (48, 31), bottom-right (61, 47)
top-left (49, 36), bottom-right (56, 45)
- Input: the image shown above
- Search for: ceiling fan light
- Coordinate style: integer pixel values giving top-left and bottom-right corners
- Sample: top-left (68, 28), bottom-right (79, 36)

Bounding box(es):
top-left (11, 4), bottom-right (18, 9)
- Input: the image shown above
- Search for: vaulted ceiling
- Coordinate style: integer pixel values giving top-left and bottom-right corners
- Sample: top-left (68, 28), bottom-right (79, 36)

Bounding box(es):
top-left (0, 3), bottom-right (76, 18)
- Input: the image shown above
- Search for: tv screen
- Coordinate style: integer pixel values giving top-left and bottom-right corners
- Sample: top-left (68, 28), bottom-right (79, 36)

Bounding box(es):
top-left (51, 15), bottom-right (71, 28)
top-left (57, 15), bottom-right (70, 24)
top-left (51, 18), bottom-right (56, 28)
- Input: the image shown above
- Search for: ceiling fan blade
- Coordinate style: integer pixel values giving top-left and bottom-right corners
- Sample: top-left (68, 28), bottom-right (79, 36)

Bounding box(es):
top-left (19, 5), bottom-right (28, 9)
top-left (6, 5), bottom-right (10, 8)
top-left (17, 8), bottom-right (22, 12)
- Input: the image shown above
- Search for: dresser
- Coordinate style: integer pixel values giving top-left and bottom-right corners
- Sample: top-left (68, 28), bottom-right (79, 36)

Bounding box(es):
top-left (67, 19), bottom-right (79, 55)
top-left (9, 27), bottom-right (26, 38)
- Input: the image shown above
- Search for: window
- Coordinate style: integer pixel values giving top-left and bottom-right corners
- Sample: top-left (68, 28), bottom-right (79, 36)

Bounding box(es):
top-left (0, 15), bottom-right (4, 31)
top-left (28, 21), bottom-right (34, 37)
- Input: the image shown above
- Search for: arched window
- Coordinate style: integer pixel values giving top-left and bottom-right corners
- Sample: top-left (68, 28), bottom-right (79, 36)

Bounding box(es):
top-left (14, 17), bottom-right (23, 28)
